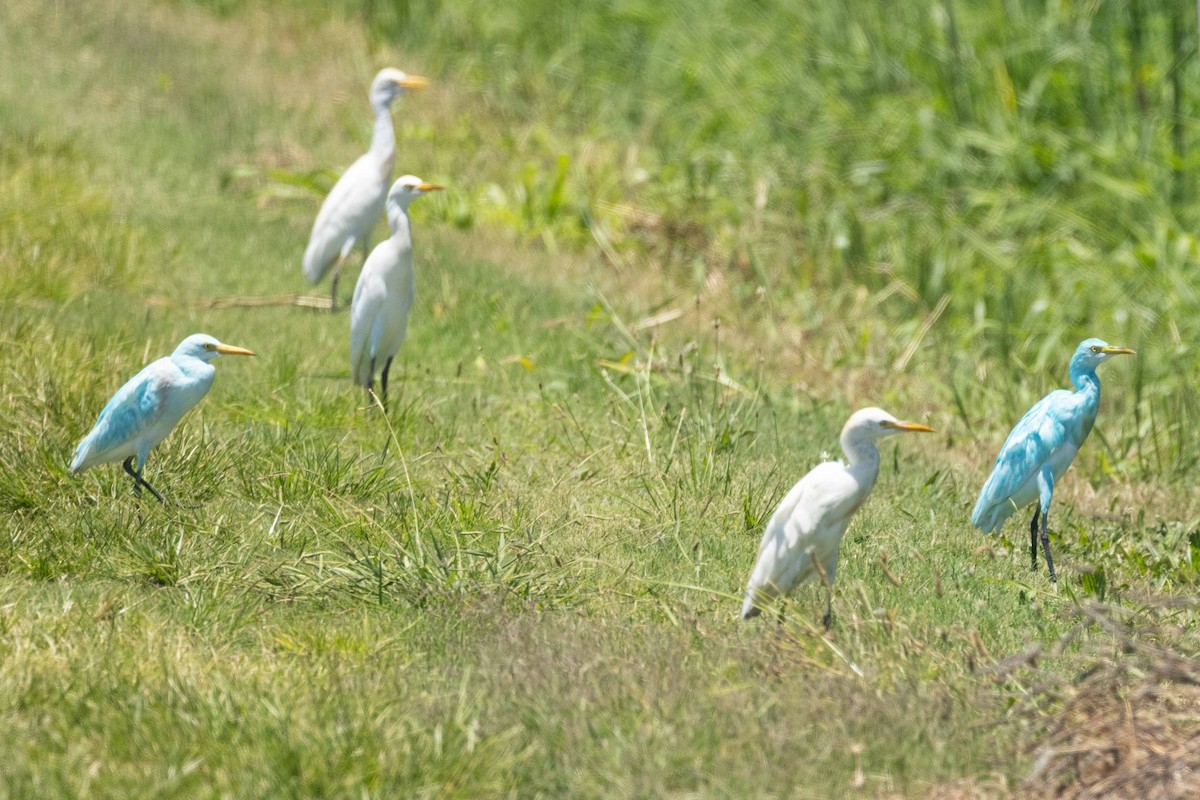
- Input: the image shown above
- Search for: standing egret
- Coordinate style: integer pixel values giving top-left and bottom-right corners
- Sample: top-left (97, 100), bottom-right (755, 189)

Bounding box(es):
top-left (741, 408), bottom-right (934, 626)
top-left (971, 338), bottom-right (1134, 582)
top-left (350, 175), bottom-right (442, 403)
top-left (70, 334), bottom-right (255, 503)
top-left (303, 68), bottom-right (428, 309)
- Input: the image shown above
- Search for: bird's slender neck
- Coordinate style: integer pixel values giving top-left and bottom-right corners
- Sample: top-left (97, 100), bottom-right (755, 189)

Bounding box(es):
top-left (368, 102), bottom-right (396, 165)
top-left (840, 431), bottom-right (881, 475)
top-left (386, 202), bottom-right (412, 241)
top-left (171, 352), bottom-right (216, 377)
top-left (1069, 361), bottom-right (1101, 397)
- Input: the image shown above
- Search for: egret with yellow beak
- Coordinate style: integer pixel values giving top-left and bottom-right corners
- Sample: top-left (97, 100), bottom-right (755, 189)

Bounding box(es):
top-left (742, 408), bottom-right (933, 626)
top-left (350, 175), bottom-right (443, 402)
top-left (303, 68), bottom-right (429, 309)
top-left (70, 334), bottom-right (255, 503)
top-left (972, 338), bottom-right (1135, 582)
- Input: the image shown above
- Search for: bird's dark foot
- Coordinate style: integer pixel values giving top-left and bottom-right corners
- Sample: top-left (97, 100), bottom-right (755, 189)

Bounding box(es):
top-left (139, 482), bottom-right (166, 505)
top-left (1040, 511), bottom-right (1057, 582)
top-left (381, 357), bottom-right (394, 407)
top-left (123, 457), bottom-right (142, 500)
top-left (123, 457), bottom-right (166, 505)
top-left (1029, 507), bottom-right (1040, 571)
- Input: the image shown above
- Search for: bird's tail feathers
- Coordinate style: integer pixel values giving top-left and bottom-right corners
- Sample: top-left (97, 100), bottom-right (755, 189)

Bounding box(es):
top-left (969, 502), bottom-right (987, 530)
top-left (302, 235), bottom-right (340, 285)
top-left (970, 496), bottom-right (1007, 534)
top-left (351, 364), bottom-right (370, 389)
top-left (740, 589), bottom-right (765, 620)
top-left (350, 346), bottom-right (374, 390)
top-left (302, 248), bottom-right (329, 285)
top-left (69, 437), bottom-right (92, 475)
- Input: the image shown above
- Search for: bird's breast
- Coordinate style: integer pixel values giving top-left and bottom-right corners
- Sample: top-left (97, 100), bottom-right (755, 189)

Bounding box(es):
top-left (377, 159), bottom-right (393, 187)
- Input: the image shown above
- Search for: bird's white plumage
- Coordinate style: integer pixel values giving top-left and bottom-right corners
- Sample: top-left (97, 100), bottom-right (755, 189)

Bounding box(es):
top-left (303, 155), bottom-right (389, 284)
top-left (350, 176), bottom-right (439, 392)
top-left (742, 461), bottom-right (865, 610)
top-left (350, 236), bottom-right (414, 387)
top-left (302, 68), bottom-right (425, 287)
top-left (741, 408), bottom-right (932, 622)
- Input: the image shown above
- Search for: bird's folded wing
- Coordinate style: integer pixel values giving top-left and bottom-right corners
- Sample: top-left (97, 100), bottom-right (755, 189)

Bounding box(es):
top-left (84, 363), bottom-right (169, 457)
top-left (755, 462), bottom-right (848, 556)
top-left (349, 273), bottom-right (386, 387)
top-left (976, 391), bottom-right (1074, 512)
top-left (304, 157), bottom-right (382, 283)
top-left (745, 461), bottom-right (854, 598)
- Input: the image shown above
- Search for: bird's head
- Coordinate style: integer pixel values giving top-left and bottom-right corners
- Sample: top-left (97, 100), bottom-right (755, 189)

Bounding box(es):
top-left (843, 407), bottom-right (935, 441)
top-left (387, 175), bottom-right (443, 209)
top-left (173, 334), bottom-right (256, 363)
top-left (370, 68), bottom-right (428, 109)
top-left (1072, 338), bottom-right (1136, 373)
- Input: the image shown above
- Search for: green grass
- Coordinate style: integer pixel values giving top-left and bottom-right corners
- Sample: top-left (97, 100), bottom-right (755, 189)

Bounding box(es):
top-left (1, 0), bottom-right (1199, 797)
top-left (188, 0), bottom-right (1200, 482)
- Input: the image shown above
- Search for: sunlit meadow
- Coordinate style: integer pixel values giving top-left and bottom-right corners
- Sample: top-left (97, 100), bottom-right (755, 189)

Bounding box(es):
top-left (1, 0), bottom-right (1198, 796)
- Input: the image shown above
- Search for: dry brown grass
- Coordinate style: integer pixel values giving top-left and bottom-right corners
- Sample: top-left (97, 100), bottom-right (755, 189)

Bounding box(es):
top-left (998, 603), bottom-right (1200, 800)
top-left (916, 603), bottom-right (1200, 800)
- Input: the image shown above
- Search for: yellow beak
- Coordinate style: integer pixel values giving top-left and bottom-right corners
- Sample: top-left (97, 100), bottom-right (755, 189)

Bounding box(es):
top-left (215, 344), bottom-right (255, 356)
top-left (418, 183), bottom-right (444, 192)
top-left (1100, 346), bottom-right (1136, 356)
top-left (890, 421), bottom-right (934, 433)
top-left (396, 75), bottom-right (429, 90)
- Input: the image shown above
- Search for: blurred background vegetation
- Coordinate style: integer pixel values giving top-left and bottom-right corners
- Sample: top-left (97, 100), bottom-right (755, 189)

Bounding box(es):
top-left (200, 0), bottom-right (1200, 480)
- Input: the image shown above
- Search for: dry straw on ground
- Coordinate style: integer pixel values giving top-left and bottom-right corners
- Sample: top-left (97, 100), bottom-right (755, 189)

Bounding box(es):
top-left (920, 600), bottom-right (1200, 800)
top-left (995, 601), bottom-right (1200, 800)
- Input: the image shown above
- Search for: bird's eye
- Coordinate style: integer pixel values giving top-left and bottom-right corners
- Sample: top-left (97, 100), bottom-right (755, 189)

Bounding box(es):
top-left (1090, 346), bottom-right (1101, 353)
top-left (204, 343), bottom-right (217, 351)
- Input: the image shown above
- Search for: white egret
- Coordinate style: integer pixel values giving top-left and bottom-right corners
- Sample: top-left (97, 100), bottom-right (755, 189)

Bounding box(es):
top-left (972, 338), bottom-right (1135, 581)
top-left (303, 68), bottom-right (428, 309)
top-left (70, 334), bottom-right (255, 502)
top-left (350, 175), bottom-right (442, 402)
top-left (741, 408), bottom-right (933, 626)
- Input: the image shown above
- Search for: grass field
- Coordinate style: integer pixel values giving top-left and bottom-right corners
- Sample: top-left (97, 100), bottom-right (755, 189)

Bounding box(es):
top-left (2, 0), bottom-right (1200, 797)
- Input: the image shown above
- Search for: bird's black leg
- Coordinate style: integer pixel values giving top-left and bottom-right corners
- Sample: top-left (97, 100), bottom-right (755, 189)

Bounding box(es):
top-left (1029, 507), bottom-right (1040, 571)
top-left (811, 549), bottom-right (833, 630)
top-left (139, 475), bottom-right (166, 505)
top-left (1039, 508), bottom-right (1057, 583)
top-left (123, 457), bottom-right (165, 505)
top-left (381, 357), bottom-right (394, 405)
top-left (122, 457), bottom-right (140, 498)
